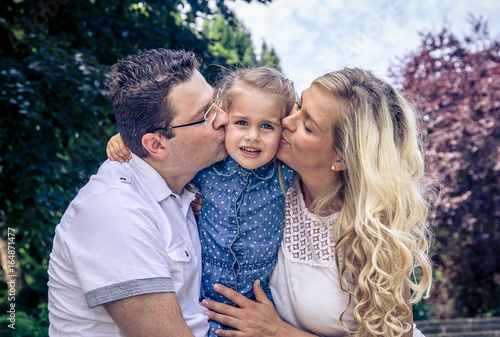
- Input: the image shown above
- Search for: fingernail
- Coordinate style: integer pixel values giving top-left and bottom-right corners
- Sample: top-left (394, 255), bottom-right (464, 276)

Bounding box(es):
top-left (201, 299), bottom-right (208, 306)
top-left (204, 310), bottom-right (211, 317)
top-left (214, 284), bottom-right (220, 290)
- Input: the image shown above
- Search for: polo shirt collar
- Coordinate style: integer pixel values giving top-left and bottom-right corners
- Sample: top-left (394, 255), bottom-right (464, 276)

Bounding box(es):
top-left (129, 154), bottom-right (174, 202)
top-left (213, 156), bottom-right (276, 180)
top-left (129, 155), bottom-right (197, 208)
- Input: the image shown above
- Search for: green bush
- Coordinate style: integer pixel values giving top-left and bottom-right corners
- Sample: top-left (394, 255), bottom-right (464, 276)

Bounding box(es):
top-left (0, 303), bottom-right (48, 337)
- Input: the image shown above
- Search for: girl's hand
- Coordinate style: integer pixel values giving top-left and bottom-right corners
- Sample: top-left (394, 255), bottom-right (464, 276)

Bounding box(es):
top-left (202, 280), bottom-right (313, 337)
top-left (106, 133), bottom-right (132, 163)
top-left (191, 192), bottom-right (203, 219)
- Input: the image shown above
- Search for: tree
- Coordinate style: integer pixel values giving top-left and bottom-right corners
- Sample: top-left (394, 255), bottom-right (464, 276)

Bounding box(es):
top-left (259, 41), bottom-right (281, 70)
top-left (390, 17), bottom-right (500, 319)
top-left (203, 12), bottom-right (257, 66)
top-left (0, 0), bottom-right (275, 328)
top-left (202, 12), bottom-right (282, 69)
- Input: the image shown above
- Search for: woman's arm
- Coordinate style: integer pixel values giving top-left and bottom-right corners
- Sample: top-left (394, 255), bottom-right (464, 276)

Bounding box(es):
top-left (202, 280), bottom-right (318, 337)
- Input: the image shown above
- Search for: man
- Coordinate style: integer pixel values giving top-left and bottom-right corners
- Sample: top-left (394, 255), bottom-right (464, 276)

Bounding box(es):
top-left (47, 49), bottom-right (228, 336)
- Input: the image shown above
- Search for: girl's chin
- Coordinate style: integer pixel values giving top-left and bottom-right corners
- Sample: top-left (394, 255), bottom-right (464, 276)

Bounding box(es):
top-left (232, 154), bottom-right (276, 170)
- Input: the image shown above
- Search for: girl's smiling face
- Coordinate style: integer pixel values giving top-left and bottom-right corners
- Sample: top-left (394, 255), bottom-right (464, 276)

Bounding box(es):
top-left (225, 89), bottom-right (283, 170)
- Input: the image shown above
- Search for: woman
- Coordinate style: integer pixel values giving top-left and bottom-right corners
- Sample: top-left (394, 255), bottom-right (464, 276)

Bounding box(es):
top-left (201, 68), bottom-right (433, 337)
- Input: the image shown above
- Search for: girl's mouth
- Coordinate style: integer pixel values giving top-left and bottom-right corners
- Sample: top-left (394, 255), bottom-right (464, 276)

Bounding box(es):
top-left (240, 147), bottom-right (262, 156)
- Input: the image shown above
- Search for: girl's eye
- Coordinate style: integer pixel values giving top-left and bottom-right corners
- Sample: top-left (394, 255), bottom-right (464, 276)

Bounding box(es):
top-left (261, 124), bottom-right (274, 130)
top-left (295, 101), bottom-right (302, 110)
top-left (235, 120), bottom-right (248, 126)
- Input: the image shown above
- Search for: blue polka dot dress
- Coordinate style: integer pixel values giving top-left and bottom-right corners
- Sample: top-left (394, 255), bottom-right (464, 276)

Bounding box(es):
top-left (193, 157), bottom-right (295, 336)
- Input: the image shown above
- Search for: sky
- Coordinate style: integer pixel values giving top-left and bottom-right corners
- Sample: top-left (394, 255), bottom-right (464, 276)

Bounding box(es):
top-left (226, 0), bottom-right (500, 92)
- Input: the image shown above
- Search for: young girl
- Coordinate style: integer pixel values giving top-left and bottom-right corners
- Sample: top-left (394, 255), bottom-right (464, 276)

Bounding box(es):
top-left (107, 67), bottom-right (296, 336)
top-left (201, 68), bottom-right (432, 337)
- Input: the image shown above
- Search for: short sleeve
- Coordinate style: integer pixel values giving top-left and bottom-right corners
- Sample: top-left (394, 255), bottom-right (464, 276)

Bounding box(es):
top-left (62, 189), bottom-right (173, 307)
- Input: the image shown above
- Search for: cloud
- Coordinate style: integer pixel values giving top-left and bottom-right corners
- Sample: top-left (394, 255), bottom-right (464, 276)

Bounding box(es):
top-left (227, 0), bottom-right (500, 90)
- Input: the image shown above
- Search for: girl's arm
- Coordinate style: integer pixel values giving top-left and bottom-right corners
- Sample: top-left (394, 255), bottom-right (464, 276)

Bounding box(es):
top-left (202, 280), bottom-right (318, 337)
top-left (106, 133), bottom-right (132, 163)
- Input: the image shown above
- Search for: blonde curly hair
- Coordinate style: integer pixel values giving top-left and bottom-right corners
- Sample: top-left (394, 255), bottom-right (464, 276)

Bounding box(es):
top-left (312, 68), bottom-right (433, 337)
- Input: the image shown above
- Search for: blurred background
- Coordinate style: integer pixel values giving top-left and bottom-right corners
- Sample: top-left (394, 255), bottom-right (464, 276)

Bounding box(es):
top-left (0, 0), bottom-right (499, 335)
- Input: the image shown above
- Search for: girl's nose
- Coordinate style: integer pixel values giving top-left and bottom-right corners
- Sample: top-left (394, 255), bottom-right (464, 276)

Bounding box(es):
top-left (245, 128), bottom-right (261, 142)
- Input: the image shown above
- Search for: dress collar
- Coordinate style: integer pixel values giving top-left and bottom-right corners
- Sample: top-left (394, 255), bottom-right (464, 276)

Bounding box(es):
top-left (213, 156), bottom-right (276, 180)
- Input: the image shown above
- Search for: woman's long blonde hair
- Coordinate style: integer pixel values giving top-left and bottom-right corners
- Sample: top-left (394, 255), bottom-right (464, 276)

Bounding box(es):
top-left (312, 68), bottom-right (433, 337)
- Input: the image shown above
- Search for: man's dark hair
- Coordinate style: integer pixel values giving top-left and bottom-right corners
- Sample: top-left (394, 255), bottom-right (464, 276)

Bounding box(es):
top-left (109, 49), bottom-right (200, 158)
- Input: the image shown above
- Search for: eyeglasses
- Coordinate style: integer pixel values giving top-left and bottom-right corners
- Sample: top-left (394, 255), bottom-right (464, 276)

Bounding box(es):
top-left (150, 90), bottom-right (221, 133)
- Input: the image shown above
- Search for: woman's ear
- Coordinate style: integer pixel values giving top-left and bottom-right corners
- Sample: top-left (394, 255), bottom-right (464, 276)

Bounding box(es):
top-left (335, 158), bottom-right (347, 171)
top-left (142, 133), bottom-right (169, 160)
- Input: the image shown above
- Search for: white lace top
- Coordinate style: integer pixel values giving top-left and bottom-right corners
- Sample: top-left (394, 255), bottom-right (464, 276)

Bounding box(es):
top-left (269, 178), bottom-right (426, 337)
top-left (269, 178), bottom-right (357, 336)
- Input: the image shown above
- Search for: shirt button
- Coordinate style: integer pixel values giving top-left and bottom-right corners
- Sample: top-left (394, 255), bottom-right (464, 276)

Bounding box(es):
top-left (185, 251), bottom-right (189, 257)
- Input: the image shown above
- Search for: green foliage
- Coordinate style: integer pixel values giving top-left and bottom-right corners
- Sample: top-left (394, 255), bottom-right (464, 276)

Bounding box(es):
top-left (202, 12), bottom-right (282, 69)
top-left (0, 303), bottom-right (48, 337)
top-left (0, 0), bottom-right (275, 322)
top-left (203, 13), bottom-right (252, 65)
top-left (259, 42), bottom-right (281, 69)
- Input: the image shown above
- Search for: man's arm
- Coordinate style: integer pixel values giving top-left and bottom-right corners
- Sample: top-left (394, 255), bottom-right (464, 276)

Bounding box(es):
top-left (67, 189), bottom-right (200, 336)
top-left (104, 292), bottom-right (195, 337)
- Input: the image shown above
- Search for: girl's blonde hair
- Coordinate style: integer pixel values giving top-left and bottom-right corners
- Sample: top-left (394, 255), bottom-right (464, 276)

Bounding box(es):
top-left (312, 68), bottom-right (433, 337)
top-left (216, 67), bottom-right (296, 118)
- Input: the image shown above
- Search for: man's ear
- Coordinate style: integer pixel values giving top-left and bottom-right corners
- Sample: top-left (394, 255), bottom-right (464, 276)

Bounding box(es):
top-left (142, 133), bottom-right (169, 160)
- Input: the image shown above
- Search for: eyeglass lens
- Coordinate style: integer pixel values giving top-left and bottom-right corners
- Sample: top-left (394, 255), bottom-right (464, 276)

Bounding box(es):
top-left (205, 90), bottom-right (220, 126)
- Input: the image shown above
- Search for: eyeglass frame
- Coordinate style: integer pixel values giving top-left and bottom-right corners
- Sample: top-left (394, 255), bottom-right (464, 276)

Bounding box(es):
top-left (149, 90), bottom-right (221, 133)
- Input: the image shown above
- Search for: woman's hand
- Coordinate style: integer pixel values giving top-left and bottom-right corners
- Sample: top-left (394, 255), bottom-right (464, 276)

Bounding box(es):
top-left (202, 280), bottom-right (282, 337)
top-left (106, 133), bottom-right (132, 163)
top-left (202, 280), bottom-right (316, 337)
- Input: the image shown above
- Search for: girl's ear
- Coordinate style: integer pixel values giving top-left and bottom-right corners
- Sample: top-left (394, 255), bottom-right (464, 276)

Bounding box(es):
top-left (141, 133), bottom-right (169, 160)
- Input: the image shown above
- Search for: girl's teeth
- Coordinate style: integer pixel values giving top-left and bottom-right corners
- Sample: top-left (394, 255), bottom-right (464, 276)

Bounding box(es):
top-left (241, 147), bottom-right (260, 154)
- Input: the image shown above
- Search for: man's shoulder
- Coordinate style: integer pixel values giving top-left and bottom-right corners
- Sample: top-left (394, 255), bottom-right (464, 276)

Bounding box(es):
top-left (59, 161), bottom-right (154, 229)
top-left (74, 160), bottom-right (137, 203)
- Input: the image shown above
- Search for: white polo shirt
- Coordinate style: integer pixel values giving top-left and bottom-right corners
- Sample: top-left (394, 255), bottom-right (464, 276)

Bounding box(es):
top-left (48, 155), bottom-right (209, 336)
